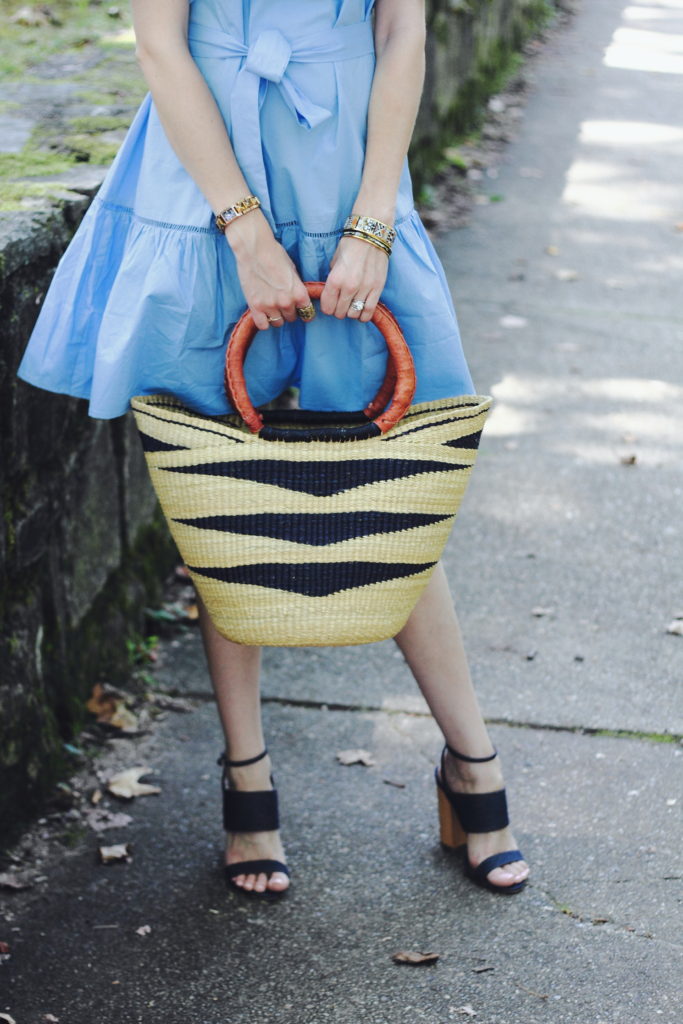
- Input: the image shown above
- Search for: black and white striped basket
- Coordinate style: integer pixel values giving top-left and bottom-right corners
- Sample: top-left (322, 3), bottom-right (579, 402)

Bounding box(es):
top-left (131, 286), bottom-right (490, 646)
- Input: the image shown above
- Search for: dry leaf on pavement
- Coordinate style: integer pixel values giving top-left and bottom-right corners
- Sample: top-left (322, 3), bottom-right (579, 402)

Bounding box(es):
top-left (336, 749), bottom-right (376, 767)
top-left (85, 807), bottom-right (133, 833)
top-left (86, 683), bottom-right (139, 733)
top-left (620, 453), bottom-right (637, 466)
top-left (106, 766), bottom-right (161, 799)
top-left (392, 950), bottom-right (439, 965)
top-left (0, 871), bottom-right (36, 890)
top-left (98, 843), bottom-right (132, 864)
top-left (472, 965), bottom-right (494, 973)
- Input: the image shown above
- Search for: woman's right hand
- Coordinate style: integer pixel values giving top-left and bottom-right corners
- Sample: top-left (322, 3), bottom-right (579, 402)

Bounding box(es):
top-left (224, 211), bottom-right (312, 330)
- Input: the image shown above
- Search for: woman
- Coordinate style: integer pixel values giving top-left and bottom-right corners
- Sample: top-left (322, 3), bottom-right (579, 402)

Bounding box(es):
top-left (18, 0), bottom-right (529, 896)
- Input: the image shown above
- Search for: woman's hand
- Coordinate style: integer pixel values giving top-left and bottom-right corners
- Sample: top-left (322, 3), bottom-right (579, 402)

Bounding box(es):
top-left (320, 235), bottom-right (389, 324)
top-left (225, 211), bottom-right (312, 331)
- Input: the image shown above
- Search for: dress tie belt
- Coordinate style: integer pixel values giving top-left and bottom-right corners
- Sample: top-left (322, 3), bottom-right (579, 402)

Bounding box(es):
top-left (188, 20), bottom-right (375, 222)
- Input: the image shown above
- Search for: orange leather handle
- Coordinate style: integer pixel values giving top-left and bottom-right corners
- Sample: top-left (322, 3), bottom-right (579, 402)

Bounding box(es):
top-left (224, 281), bottom-right (416, 434)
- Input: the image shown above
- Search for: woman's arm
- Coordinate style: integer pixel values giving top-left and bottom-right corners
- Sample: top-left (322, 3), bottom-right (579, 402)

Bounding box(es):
top-left (131, 0), bottom-right (310, 330)
top-left (320, 0), bottom-right (426, 322)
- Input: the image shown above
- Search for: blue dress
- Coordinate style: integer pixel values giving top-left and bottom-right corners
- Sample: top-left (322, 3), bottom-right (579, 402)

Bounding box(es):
top-left (17, 0), bottom-right (474, 419)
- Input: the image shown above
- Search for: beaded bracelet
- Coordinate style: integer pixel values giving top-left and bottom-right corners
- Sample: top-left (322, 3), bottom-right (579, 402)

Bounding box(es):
top-left (215, 195), bottom-right (261, 232)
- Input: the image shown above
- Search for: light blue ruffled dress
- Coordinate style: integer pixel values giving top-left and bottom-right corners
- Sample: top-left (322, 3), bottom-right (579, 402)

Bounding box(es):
top-left (18, 0), bottom-right (474, 419)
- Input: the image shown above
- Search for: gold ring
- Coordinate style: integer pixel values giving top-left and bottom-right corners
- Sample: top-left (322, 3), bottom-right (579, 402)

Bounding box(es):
top-left (267, 314), bottom-right (284, 322)
top-left (296, 303), bottom-right (316, 322)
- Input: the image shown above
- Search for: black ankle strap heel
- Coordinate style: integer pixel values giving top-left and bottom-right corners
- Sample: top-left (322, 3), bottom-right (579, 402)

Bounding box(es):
top-left (218, 748), bottom-right (289, 894)
top-left (436, 743), bottom-right (526, 895)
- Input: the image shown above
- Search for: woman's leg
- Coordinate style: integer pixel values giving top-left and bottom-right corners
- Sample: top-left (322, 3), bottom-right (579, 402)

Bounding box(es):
top-left (198, 599), bottom-right (289, 893)
top-left (395, 563), bottom-right (529, 888)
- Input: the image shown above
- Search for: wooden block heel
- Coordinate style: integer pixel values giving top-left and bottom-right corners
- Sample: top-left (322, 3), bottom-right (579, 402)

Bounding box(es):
top-left (437, 783), bottom-right (467, 849)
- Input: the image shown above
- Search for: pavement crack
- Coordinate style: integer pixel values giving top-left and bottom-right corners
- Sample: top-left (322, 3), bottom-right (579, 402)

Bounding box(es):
top-left (154, 690), bottom-right (682, 745)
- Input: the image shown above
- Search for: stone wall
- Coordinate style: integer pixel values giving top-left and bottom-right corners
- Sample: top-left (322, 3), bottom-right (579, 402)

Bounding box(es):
top-left (0, 0), bottom-right (555, 832)
top-left (413, 0), bottom-right (553, 186)
top-left (0, 201), bottom-right (177, 838)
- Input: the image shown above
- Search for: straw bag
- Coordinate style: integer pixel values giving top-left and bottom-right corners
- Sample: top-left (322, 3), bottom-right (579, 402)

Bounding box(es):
top-left (131, 283), bottom-right (491, 646)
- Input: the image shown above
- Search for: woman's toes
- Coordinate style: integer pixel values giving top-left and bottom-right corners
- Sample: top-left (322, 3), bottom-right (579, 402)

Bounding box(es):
top-left (233, 874), bottom-right (246, 888)
top-left (268, 872), bottom-right (289, 892)
top-left (253, 873), bottom-right (268, 893)
top-left (488, 861), bottom-right (529, 887)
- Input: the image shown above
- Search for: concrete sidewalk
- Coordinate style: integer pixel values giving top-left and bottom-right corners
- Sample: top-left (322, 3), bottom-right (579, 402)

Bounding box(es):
top-left (2, 2), bottom-right (682, 1021)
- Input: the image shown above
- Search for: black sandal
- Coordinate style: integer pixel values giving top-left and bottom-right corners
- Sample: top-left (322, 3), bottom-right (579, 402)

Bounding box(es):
top-left (435, 743), bottom-right (527, 895)
top-left (218, 748), bottom-right (290, 896)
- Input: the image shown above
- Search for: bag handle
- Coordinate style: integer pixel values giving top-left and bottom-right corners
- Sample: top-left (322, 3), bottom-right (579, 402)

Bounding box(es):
top-left (224, 281), bottom-right (416, 436)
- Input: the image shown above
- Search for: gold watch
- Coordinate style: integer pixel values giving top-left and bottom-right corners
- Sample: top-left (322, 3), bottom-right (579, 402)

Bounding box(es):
top-left (215, 195), bottom-right (261, 232)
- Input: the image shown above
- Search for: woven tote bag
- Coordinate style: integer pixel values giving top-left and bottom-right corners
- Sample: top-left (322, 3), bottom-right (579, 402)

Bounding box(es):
top-left (131, 283), bottom-right (491, 646)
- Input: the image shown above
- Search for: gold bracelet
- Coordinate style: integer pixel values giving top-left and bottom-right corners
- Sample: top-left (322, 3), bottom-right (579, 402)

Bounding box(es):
top-left (215, 195), bottom-right (261, 232)
top-left (341, 230), bottom-right (392, 257)
top-left (343, 214), bottom-right (396, 249)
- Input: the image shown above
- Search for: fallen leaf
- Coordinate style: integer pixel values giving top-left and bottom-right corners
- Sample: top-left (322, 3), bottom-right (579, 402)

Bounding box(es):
top-left (86, 684), bottom-right (139, 733)
top-left (106, 766), bottom-right (161, 800)
top-left (620, 453), bottom-right (637, 465)
top-left (499, 315), bottom-right (528, 329)
top-left (98, 843), bottom-right (132, 864)
top-left (666, 620), bottom-right (683, 636)
top-left (0, 1013), bottom-right (17, 1024)
top-left (531, 606), bottom-right (554, 617)
top-left (148, 692), bottom-right (194, 713)
top-left (453, 1006), bottom-right (477, 1017)
top-left (472, 965), bottom-right (494, 973)
top-left (85, 807), bottom-right (133, 832)
top-left (0, 941), bottom-right (9, 954)
top-left (0, 870), bottom-right (36, 890)
top-left (544, 244), bottom-right (559, 256)
top-left (135, 924), bottom-right (152, 936)
top-left (392, 950), bottom-right (439, 965)
top-left (383, 778), bottom-right (406, 789)
top-left (336, 749), bottom-right (376, 767)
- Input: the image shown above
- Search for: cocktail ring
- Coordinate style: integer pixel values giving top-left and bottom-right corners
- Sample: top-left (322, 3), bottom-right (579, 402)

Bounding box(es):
top-left (296, 303), bottom-right (316, 322)
top-left (350, 300), bottom-right (366, 312)
top-left (267, 314), bottom-right (284, 322)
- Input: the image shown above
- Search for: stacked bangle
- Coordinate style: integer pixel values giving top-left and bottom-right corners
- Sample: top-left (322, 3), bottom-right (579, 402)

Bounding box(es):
top-left (215, 195), bottom-right (261, 232)
top-left (342, 214), bottom-right (396, 257)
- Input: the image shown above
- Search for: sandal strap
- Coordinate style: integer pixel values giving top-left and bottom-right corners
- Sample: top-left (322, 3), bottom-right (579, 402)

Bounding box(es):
top-left (222, 788), bottom-right (279, 832)
top-left (217, 748), bottom-right (268, 768)
top-left (224, 859), bottom-right (289, 880)
top-left (469, 850), bottom-right (523, 883)
top-left (446, 787), bottom-right (510, 834)
top-left (445, 743), bottom-right (497, 763)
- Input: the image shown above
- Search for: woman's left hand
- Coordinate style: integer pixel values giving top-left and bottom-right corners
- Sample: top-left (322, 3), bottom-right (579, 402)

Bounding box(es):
top-left (320, 235), bottom-right (389, 323)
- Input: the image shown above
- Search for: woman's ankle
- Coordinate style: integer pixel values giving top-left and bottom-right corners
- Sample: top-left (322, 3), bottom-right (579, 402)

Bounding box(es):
top-left (226, 754), bottom-right (273, 791)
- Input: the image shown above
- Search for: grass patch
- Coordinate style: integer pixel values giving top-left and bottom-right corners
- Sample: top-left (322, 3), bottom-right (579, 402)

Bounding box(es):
top-left (0, 0), bottom-right (135, 77)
